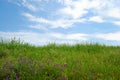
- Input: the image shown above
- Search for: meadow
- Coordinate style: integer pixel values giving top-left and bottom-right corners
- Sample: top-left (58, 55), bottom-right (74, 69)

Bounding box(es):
top-left (0, 39), bottom-right (120, 80)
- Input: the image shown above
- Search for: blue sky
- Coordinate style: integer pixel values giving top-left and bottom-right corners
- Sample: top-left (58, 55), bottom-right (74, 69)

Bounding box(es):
top-left (0, 0), bottom-right (120, 45)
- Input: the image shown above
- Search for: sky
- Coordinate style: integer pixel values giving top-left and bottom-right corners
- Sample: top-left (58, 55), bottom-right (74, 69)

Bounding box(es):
top-left (0, 0), bottom-right (120, 46)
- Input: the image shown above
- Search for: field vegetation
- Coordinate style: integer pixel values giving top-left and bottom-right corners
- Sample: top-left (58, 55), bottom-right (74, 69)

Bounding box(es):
top-left (0, 39), bottom-right (120, 80)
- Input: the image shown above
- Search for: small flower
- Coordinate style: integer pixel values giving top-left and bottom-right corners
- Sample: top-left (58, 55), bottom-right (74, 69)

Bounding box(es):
top-left (6, 76), bottom-right (9, 80)
top-left (63, 63), bottom-right (67, 67)
top-left (15, 73), bottom-right (19, 80)
top-left (16, 75), bottom-right (19, 80)
top-left (54, 64), bottom-right (60, 67)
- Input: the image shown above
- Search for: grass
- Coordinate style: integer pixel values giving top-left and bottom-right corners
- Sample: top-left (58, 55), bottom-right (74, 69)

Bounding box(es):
top-left (0, 39), bottom-right (120, 80)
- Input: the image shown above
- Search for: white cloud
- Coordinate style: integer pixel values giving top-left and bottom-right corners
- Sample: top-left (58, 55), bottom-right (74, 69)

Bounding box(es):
top-left (58, 0), bottom-right (120, 25)
top-left (51, 19), bottom-right (86, 28)
top-left (58, 0), bottom-right (104, 19)
top-left (113, 21), bottom-right (120, 26)
top-left (95, 32), bottom-right (120, 41)
top-left (59, 6), bottom-right (88, 19)
top-left (11, 0), bottom-right (120, 28)
top-left (22, 13), bottom-right (50, 23)
top-left (107, 8), bottom-right (120, 19)
top-left (9, 0), bottom-right (38, 11)
top-left (21, 0), bottom-right (37, 11)
top-left (0, 31), bottom-right (46, 45)
top-left (93, 0), bottom-right (120, 20)
top-left (1, 31), bottom-right (120, 45)
top-left (51, 33), bottom-right (88, 40)
top-left (59, 0), bottom-right (88, 19)
top-left (89, 16), bottom-right (105, 23)
top-left (29, 24), bottom-right (48, 31)
top-left (0, 31), bottom-right (89, 45)
top-left (66, 33), bottom-right (88, 40)
top-left (22, 12), bottom-right (86, 29)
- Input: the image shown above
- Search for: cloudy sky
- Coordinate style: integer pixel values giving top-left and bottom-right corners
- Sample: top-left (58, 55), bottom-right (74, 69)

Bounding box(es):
top-left (0, 0), bottom-right (120, 45)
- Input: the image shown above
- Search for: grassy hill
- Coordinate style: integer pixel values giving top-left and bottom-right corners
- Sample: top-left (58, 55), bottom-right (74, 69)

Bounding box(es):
top-left (0, 40), bottom-right (120, 80)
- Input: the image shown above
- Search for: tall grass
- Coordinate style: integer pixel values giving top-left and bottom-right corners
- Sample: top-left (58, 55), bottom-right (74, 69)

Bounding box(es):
top-left (0, 39), bottom-right (120, 80)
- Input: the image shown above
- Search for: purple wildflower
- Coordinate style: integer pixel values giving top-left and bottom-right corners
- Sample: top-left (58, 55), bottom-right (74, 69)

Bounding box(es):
top-left (16, 75), bottom-right (19, 80)
top-left (60, 77), bottom-right (66, 80)
top-left (54, 64), bottom-right (60, 67)
top-left (63, 63), bottom-right (67, 67)
top-left (15, 73), bottom-right (19, 80)
top-left (6, 76), bottom-right (9, 80)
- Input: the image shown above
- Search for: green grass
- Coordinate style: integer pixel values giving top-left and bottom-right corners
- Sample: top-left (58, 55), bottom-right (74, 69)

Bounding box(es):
top-left (0, 40), bottom-right (120, 80)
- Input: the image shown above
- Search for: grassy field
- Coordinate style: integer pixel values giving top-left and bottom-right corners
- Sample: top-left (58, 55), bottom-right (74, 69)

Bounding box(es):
top-left (0, 40), bottom-right (120, 80)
